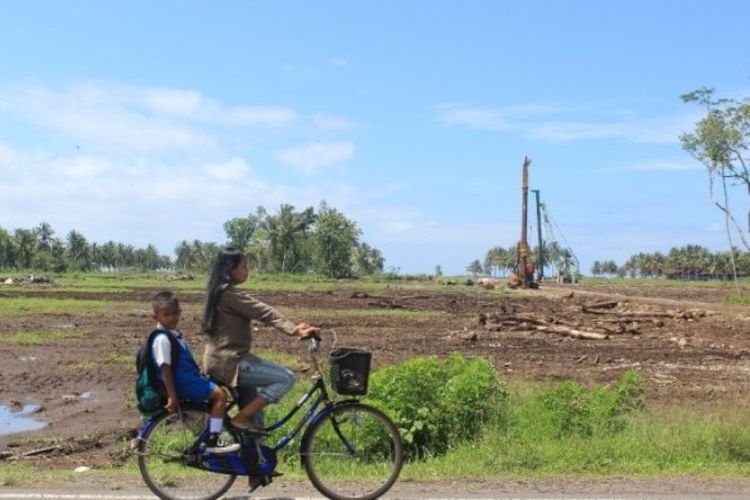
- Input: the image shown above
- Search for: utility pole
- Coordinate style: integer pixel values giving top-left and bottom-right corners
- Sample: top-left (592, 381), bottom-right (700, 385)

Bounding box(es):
top-left (531, 189), bottom-right (544, 281)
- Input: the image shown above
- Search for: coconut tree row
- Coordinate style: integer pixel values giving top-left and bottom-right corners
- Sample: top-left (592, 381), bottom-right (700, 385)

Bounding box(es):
top-left (468, 241), bottom-right (574, 278)
top-left (0, 223), bottom-right (171, 272)
top-left (592, 245), bottom-right (750, 279)
top-left (0, 202), bottom-right (384, 278)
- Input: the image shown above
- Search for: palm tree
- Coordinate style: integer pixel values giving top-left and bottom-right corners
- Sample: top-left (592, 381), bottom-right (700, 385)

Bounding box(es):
top-left (483, 247), bottom-right (506, 277)
top-left (14, 229), bottom-right (37, 269)
top-left (467, 259), bottom-right (483, 276)
top-left (66, 230), bottom-right (91, 271)
top-left (99, 241), bottom-right (118, 270)
top-left (266, 204), bottom-right (316, 273)
top-left (174, 240), bottom-right (193, 270)
top-left (591, 261), bottom-right (602, 276)
top-left (34, 223), bottom-right (55, 252)
top-left (0, 227), bottom-right (15, 268)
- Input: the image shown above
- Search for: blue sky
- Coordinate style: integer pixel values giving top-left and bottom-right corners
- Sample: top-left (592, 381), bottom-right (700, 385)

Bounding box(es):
top-left (1, 1), bottom-right (749, 275)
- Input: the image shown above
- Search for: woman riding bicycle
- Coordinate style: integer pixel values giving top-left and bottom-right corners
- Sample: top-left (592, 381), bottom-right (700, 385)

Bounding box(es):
top-left (201, 247), bottom-right (320, 431)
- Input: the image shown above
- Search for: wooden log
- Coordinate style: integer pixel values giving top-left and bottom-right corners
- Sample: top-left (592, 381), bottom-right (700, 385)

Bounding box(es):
top-left (22, 446), bottom-right (61, 457)
top-left (534, 325), bottom-right (609, 340)
top-left (490, 314), bottom-right (551, 325)
top-left (580, 307), bottom-right (617, 315)
top-left (585, 300), bottom-right (620, 310)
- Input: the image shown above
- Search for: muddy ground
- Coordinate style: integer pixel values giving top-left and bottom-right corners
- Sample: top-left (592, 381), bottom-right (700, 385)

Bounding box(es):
top-left (1, 282), bottom-right (750, 468)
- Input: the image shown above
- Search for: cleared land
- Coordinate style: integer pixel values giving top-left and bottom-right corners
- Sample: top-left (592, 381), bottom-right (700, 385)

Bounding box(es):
top-left (1, 278), bottom-right (750, 469)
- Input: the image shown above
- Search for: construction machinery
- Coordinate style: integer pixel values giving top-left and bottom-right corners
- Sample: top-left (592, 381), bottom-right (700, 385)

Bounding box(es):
top-left (509, 157), bottom-right (538, 289)
top-left (509, 156), bottom-right (578, 287)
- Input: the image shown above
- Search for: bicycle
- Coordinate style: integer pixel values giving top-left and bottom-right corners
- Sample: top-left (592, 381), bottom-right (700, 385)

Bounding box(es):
top-left (133, 332), bottom-right (404, 500)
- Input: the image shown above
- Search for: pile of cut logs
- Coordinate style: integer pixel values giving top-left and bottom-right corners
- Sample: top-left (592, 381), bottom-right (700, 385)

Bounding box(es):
top-left (476, 300), bottom-right (709, 341)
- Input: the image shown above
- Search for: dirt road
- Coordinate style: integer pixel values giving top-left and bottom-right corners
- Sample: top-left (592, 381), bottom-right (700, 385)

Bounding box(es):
top-left (3, 476), bottom-right (750, 499)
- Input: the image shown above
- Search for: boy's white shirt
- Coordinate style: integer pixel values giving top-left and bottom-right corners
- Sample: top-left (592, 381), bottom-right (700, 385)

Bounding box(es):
top-left (152, 324), bottom-right (187, 367)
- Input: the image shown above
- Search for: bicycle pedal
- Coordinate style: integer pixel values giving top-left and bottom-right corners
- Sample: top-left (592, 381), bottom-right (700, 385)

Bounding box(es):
top-left (247, 475), bottom-right (270, 493)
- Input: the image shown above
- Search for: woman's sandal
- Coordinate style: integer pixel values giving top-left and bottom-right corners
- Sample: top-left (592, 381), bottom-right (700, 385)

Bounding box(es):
top-left (247, 472), bottom-right (283, 492)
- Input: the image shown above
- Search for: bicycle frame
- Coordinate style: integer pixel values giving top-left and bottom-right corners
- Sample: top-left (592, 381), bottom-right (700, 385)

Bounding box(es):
top-left (135, 335), bottom-right (358, 475)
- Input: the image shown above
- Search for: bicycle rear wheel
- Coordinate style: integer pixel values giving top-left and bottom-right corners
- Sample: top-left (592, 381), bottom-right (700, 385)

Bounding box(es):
top-left (301, 402), bottom-right (404, 500)
top-left (137, 408), bottom-right (237, 500)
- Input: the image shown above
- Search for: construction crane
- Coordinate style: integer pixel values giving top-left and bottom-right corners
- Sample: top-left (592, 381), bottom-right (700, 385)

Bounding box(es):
top-left (539, 201), bottom-right (579, 283)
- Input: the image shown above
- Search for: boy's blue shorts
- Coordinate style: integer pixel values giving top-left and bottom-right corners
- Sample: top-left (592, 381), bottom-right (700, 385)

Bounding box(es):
top-left (176, 372), bottom-right (218, 403)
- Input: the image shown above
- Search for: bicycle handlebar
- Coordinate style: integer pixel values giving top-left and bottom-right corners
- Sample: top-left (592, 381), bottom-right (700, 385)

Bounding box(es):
top-left (303, 330), bottom-right (337, 377)
top-left (302, 329), bottom-right (337, 351)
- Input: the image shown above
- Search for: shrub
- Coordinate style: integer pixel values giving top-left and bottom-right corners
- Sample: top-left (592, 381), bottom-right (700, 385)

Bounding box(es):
top-left (535, 369), bottom-right (644, 439)
top-left (367, 353), bottom-right (509, 458)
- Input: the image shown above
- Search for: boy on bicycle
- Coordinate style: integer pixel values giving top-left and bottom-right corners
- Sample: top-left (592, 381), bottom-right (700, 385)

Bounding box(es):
top-left (149, 290), bottom-right (239, 454)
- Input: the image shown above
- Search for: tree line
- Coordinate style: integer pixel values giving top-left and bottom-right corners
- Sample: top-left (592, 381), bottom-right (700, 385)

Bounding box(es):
top-left (467, 241), bottom-right (576, 278)
top-left (177, 203), bottom-right (384, 278)
top-left (0, 202), bottom-right (384, 278)
top-left (468, 243), bottom-right (748, 281)
top-left (0, 222), bottom-right (171, 272)
top-left (592, 245), bottom-right (750, 280)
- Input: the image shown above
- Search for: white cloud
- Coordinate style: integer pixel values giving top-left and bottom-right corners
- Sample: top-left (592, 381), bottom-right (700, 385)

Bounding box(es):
top-left (329, 57), bottom-right (348, 67)
top-left (55, 156), bottom-right (112, 178)
top-left (603, 159), bottom-right (704, 172)
top-left (201, 157), bottom-right (251, 180)
top-left (311, 114), bottom-right (358, 131)
top-left (218, 105), bottom-right (299, 127)
top-left (138, 85), bottom-right (300, 126)
top-left (7, 83), bottom-right (215, 153)
top-left (437, 104), bottom-right (513, 131)
top-left (277, 141), bottom-right (354, 173)
top-left (0, 141), bottom-right (18, 165)
top-left (437, 102), bottom-right (698, 145)
top-left (2, 81), bottom-right (304, 154)
top-left (143, 88), bottom-right (203, 116)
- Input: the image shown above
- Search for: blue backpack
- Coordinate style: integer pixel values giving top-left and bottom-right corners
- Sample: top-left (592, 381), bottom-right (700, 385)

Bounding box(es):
top-left (135, 329), bottom-right (180, 417)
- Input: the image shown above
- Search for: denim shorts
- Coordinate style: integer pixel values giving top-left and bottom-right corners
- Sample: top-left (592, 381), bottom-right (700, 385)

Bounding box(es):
top-left (236, 356), bottom-right (296, 404)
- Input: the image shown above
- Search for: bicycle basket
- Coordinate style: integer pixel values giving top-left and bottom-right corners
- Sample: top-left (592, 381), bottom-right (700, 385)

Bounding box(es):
top-left (329, 347), bottom-right (371, 396)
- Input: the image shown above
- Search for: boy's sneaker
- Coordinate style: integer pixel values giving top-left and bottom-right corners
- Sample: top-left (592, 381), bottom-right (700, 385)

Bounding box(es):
top-left (203, 432), bottom-right (240, 454)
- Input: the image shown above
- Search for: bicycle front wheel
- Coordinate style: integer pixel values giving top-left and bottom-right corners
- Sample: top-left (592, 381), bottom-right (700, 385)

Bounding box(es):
top-left (301, 402), bottom-right (404, 500)
top-left (137, 408), bottom-right (237, 500)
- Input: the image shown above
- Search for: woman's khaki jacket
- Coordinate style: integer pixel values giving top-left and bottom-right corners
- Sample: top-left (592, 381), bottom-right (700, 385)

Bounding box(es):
top-left (203, 286), bottom-right (296, 386)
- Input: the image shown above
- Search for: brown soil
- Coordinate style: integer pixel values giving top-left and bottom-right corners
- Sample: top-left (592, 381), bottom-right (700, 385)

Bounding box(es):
top-left (1, 282), bottom-right (749, 468)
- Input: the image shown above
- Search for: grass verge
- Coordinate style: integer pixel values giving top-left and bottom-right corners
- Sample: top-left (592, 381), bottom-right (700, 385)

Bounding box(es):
top-left (0, 297), bottom-right (142, 317)
top-left (725, 294), bottom-right (750, 306)
top-left (0, 329), bottom-right (87, 345)
top-left (3, 376), bottom-right (750, 485)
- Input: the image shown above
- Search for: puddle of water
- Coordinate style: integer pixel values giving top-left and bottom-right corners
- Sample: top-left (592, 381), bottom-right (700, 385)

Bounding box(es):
top-left (0, 403), bottom-right (47, 435)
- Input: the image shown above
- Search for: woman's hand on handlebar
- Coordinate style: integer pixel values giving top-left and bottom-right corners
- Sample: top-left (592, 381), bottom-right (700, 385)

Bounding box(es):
top-left (293, 322), bottom-right (321, 340)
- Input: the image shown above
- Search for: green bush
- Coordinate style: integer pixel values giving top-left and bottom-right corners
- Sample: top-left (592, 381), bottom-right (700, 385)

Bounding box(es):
top-left (530, 370), bottom-right (644, 439)
top-left (367, 353), bottom-right (509, 458)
